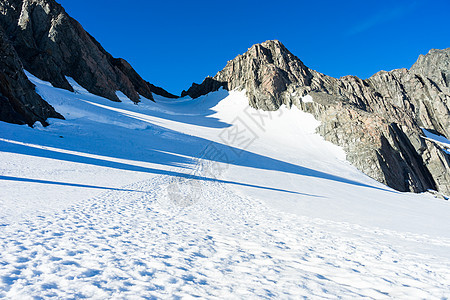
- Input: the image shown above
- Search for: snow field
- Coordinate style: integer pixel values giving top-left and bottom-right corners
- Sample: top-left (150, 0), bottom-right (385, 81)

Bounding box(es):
top-left (0, 72), bottom-right (449, 298)
top-left (1, 173), bottom-right (450, 298)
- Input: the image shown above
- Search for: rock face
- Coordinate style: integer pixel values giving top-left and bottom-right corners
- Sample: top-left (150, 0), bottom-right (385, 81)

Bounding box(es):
top-left (184, 40), bottom-right (450, 195)
top-left (0, 0), bottom-right (176, 126)
top-left (182, 41), bottom-right (314, 110)
top-left (0, 24), bottom-right (62, 125)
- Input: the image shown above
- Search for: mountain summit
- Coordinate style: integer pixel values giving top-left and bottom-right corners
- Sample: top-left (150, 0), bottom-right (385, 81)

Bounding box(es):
top-left (183, 40), bottom-right (450, 195)
top-left (0, 0), bottom-right (176, 126)
top-left (0, 0), bottom-right (448, 198)
top-left (1, 3), bottom-right (450, 297)
top-left (182, 40), bottom-right (313, 110)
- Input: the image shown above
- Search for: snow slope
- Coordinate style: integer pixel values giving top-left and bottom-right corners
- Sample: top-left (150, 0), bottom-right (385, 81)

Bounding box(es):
top-left (0, 73), bottom-right (449, 298)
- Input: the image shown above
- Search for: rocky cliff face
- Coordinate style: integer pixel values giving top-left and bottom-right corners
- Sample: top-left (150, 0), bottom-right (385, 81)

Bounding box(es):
top-left (183, 40), bottom-right (450, 195)
top-left (0, 24), bottom-right (62, 125)
top-left (0, 0), bottom-right (176, 126)
top-left (0, 0), bottom-right (177, 102)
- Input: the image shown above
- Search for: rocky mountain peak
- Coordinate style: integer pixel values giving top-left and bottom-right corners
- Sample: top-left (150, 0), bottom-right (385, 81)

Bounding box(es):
top-left (182, 40), bottom-right (313, 110)
top-left (0, 0), bottom-right (177, 104)
top-left (243, 39), bottom-right (300, 67)
top-left (0, 0), bottom-right (448, 197)
top-left (410, 48), bottom-right (450, 91)
top-left (0, 23), bottom-right (62, 126)
top-left (0, 0), bottom-right (179, 127)
top-left (183, 42), bottom-right (450, 196)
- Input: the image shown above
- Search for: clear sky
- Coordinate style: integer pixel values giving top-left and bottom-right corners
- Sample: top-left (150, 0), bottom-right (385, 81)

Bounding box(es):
top-left (58, 0), bottom-right (449, 95)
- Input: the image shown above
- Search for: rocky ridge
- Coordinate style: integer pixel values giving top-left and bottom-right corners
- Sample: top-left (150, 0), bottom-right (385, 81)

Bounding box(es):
top-left (183, 40), bottom-right (450, 195)
top-left (0, 0), bottom-right (447, 196)
top-left (0, 23), bottom-right (62, 125)
top-left (0, 0), bottom-right (176, 126)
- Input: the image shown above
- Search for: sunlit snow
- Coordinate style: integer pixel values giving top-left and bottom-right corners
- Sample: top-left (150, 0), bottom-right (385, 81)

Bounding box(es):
top-left (301, 94), bottom-right (314, 103)
top-left (0, 73), bottom-right (449, 298)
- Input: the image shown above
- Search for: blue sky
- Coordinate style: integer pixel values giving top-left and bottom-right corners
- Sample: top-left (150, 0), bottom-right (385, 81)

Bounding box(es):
top-left (58, 0), bottom-right (449, 95)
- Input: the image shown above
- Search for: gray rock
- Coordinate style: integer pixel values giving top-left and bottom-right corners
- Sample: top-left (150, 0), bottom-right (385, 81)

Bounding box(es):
top-left (0, 0), bottom-right (176, 104)
top-left (181, 77), bottom-right (227, 99)
top-left (184, 40), bottom-right (450, 195)
top-left (183, 40), bottom-right (313, 110)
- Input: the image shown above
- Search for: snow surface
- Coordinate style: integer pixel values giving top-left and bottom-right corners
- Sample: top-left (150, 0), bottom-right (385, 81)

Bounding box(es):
top-left (422, 127), bottom-right (450, 154)
top-left (0, 73), bottom-right (450, 298)
top-left (301, 94), bottom-right (314, 103)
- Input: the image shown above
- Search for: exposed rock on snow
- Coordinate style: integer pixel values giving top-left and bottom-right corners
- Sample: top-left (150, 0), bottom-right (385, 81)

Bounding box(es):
top-left (183, 40), bottom-right (450, 195)
top-left (0, 25), bottom-right (62, 126)
top-left (182, 40), bottom-right (314, 111)
top-left (0, 0), bottom-right (177, 125)
top-left (0, 0), bottom-right (447, 195)
top-left (2, 68), bottom-right (450, 299)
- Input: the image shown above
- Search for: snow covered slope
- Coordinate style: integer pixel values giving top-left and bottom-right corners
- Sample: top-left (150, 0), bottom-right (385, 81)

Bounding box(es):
top-left (0, 73), bottom-right (449, 298)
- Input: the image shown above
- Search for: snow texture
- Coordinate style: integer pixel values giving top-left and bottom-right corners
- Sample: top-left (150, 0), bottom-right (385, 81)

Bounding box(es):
top-left (0, 73), bottom-right (449, 298)
top-left (301, 94), bottom-right (314, 103)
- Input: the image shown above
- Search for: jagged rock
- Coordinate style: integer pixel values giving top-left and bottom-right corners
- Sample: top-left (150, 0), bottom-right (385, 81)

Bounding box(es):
top-left (0, 24), bottom-right (62, 126)
top-left (408, 50), bottom-right (449, 138)
top-left (410, 48), bottom-right (450, 90)
top-left (0, 0), bottom-right (176, 104)
top-left (367, 54), bottom-right (450, 139)
top-left (183, 40), bottom-right (313, 110)
top-left (184, 40), bottom-right (450, 195)
top-left (181, 77), bottom-right (227, 99)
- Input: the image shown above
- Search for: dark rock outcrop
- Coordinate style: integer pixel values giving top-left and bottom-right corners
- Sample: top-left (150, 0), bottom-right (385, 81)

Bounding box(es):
top-left (0, 0), bottom-right (176, 104)
top-left (0, 24), bottom-right (62, 126)
top-left (181, 77), bottom-right (227, 99)
top-left (184, 40), bottom-right (450, 195)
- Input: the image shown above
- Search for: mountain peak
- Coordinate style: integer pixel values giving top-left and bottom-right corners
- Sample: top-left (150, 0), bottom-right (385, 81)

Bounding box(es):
top-left (240, 39), bottom-right (300, 67)
top-left (182, 42), bottom-right (450, 195)
top-left (252, 39), bottom-right (285, 49)
top-left (182, 40), bottom-right (312, 109)
top-left (410, 48), bottom-right (450, 90)
top-left (0, 0), bottom-right (177, 103)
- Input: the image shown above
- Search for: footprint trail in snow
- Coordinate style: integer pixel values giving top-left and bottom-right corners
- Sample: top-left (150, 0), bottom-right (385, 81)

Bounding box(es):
top-left (1, 172), bottom-right (449, 299)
